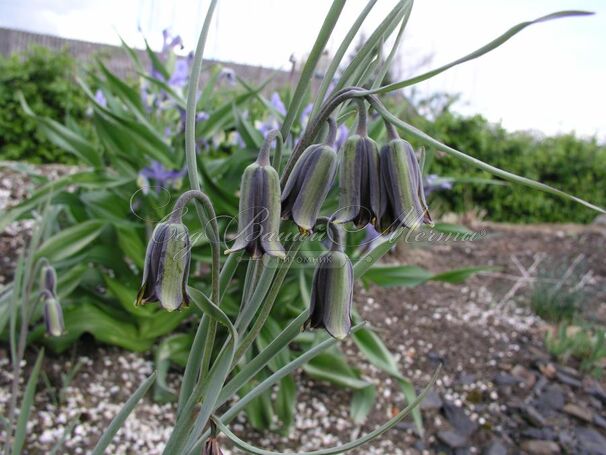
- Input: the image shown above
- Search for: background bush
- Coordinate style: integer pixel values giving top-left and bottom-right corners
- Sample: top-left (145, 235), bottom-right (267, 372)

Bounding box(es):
top-left (0, 46), bottom-right (90, 163)
top-left (412, 103), bottom-right (606, 223)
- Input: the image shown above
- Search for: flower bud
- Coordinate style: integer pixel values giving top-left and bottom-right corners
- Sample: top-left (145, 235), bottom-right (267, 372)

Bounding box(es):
top-left (226, 140), bottom-right (285, 259)
top-left (42, 291), bottom-right (65, 337)
top-left (40, 262), bottom-right (57, 297)
top-left (377, 138), bottom-right (432, 233)
top-left (307, 227), bottom-right (353, 340)
top-left (136, 222), bottom-right (191, 311)
top-left (281, 121), bottom-right (338, 233)
top-left (333, 104), bottom-right (380, 228)
top-left (203, 438), bottom-right (224, 455)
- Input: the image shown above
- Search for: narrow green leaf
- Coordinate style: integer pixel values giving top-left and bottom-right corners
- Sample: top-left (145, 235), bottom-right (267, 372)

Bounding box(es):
top-left (373, 103), bottom-right (605, 214)
top-left (372, 10), bottom-right (594, 95)
top-left (351, 385), bottom-right (377, 424)
top-left (90, 372), bottom-right (156, 455)
top-left (212, 366), bottom-right (441, 455)
top-left (280, 0), bottom-right (347, 140)
top-left (35, 220), bottom-right (105, 262)
top-left (310, 0), bottom-right (379, 118)
top-left (12, 349), bottom-right (44, 455)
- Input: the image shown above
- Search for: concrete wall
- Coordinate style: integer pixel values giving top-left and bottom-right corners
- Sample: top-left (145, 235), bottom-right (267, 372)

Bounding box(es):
top-left (0, 27), bottom-right (300, 90)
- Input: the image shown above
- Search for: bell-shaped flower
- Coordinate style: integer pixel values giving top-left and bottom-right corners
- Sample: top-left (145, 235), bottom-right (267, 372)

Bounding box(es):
top-left (281, 119), bottom-right (339, 233)
top-left (203, 437), bottom-right (224, 455)
top-left (42, 290), bottom-right (65, 337)
top-left (136, 222), bottom-right (191, 311)
top-left (333, 103), bottom-right (380, 227)
top-left (307, 224), bottom-right (354, 340)
top-left (226, 135), bottom-right (285, 259)
top-left (378, 133), bottom-right (432, 233)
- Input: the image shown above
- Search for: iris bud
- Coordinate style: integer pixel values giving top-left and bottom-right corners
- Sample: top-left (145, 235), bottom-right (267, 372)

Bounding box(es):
top-left (333, 102), bottom-right (380, 228)
top-left (378, 127), bottom-right (432, 233)
top-left (42, 290), bottom-right (65, 337)
top-left (136, 222), bottom-right (191, 311)
top-left (226, 133), bottom-right (285, 258)
top-left (281, 118), bottom-right (338, 233)
top-left (307, 224), bottom-right (353, 340)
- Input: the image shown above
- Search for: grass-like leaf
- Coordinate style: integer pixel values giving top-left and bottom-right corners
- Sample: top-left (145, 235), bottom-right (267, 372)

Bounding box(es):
top-left (11, 349), bottom-right (44, 455)
top-left (90, 371), bottom-right (156, 455)
top-left (212, 365), bottom-right (441, 455)
top-left (371, 10), bottom-right (594, 95)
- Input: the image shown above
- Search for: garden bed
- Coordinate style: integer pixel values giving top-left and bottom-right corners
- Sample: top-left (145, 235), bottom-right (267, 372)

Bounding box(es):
top-left (2, 189), bottom-right (605, 454)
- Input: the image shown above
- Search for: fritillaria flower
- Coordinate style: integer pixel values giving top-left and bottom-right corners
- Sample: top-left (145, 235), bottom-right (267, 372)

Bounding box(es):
top-left (136, 222), bottom-right (192, 311)
top-left (42, 290), bottom-right (65, 337)
top-left (40, 262), bottom-right (57, 296)
top-left (333, 101), bottom-right (380, 228)
top-left (203, 437), bottom-right (224, 455)
top-left (307, 224), bottom-right (353, 340)
top-left (281, 118), bottom-right (339, 233)
top-left (377, 125), bottom-right (432, 233)
top-left (225, 134), bottom-right (285, 259)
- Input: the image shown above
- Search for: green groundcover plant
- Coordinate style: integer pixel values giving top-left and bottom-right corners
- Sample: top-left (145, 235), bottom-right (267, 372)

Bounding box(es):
top-left (2, 1), bottom-right (605, 454)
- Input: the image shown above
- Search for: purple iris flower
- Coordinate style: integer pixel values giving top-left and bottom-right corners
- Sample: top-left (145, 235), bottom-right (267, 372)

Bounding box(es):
top-left (161, 29), bottom-right (184, 53)
top-left (94, 89), bottom-right (107, 107)
top-left (424, 174), bottom-right (453, 195)
top-left (139, 161), bottom-right (186, 192)
top-left (270, 92), bottom-right (287, 116)
top-left (168, 58), bottom-right (190, 87)
top-left (219, 67), bottom-right (236, 85)
top-left (196, 111), bottom-right (209, 122)
top-left (335, 124), bottom-right (349, 150)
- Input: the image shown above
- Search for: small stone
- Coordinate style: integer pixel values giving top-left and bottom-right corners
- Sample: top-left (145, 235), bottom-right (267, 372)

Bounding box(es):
top-left (563, 403), bottom-right (593, 423)
top-left (539, 363), bottom-right (556, 379)
top-left (420, 390), bottom-right (443, 411)
top-left (536, 384), bottom-right (565, 412)
top-left (483, 439), bottom-right (507, 455)
top-left (575, 427), bottom-right (606, 455)
top-left (511, 364), bottom-right (536, 389)
top-left (594, 413), bottom-right (606, 430)
top-left (494, 372), bottom-right (519, 386)
top-left (555, 371), bottom-right (582, 388)
top-left (437, 430), bottom-right (468, 448)
top-left (522, 405), bottom-right (547, 427)
top-left (442, 402), bottom-right (479, 437)
top-left (520, 440), bottom-right (561, 454)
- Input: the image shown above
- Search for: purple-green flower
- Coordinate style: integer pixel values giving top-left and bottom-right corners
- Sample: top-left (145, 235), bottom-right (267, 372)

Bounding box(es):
top-left (42, 290), bottom-right (65, 337)
top-left (281, 119), bottom-right (338, 233)
top-left (225, 136), bottom-right (285, 259)
top-left (377, 136), bottom-right (433, 233)
top-left (136, 222), bottom-right (191, 311)
top-left (307, 226), bottom-right (354, 340)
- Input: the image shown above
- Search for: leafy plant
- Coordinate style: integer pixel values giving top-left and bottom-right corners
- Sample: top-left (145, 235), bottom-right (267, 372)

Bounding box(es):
top-left (530, 257), bottom-right (588, 323)
top-left (0, 46), bottom-right (90, 163)
top-left (545, 323), bottom-right (606, 377)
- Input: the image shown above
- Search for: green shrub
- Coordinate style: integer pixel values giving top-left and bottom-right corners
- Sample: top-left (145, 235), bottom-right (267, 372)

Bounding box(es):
top-left (0, 46), bottom-right (90, 163)
top-left (410, 103), bottom-right (606, 223)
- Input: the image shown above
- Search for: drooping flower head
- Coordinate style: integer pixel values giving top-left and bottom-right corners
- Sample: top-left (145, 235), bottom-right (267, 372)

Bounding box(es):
top-left (281, 118), bottom-right (339, 233)
top-left (225, 132), bottom-right (285, 259)
top-left (332, 100), bottom-right (381, 228)
top-left (377, 123), bottom-right (432, 233)
top-left (136, 221), bottom-right (191, 311)
top-left (42, 290), bottom-right (65, 337)
top-left (307, 223), bottom-right (354, 340)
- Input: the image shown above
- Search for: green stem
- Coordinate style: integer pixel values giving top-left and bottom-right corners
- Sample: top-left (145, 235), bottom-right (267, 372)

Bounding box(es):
top-left (233, 242), bottom-right (302, 364)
